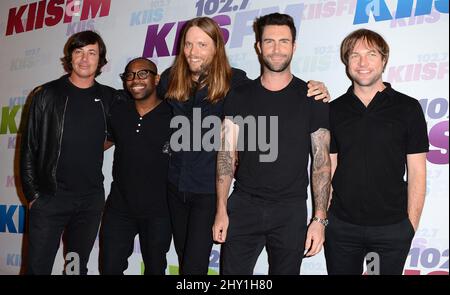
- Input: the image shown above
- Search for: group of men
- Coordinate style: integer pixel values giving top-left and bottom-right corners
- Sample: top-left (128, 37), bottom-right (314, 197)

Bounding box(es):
top-left (20, 13), bottom-right (428, 275)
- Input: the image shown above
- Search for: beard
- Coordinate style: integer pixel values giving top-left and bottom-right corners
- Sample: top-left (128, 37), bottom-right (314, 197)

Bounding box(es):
top-left (187, 57), bottom-right (211, 78)
top-left (262, 54), bottom-right (292, 73)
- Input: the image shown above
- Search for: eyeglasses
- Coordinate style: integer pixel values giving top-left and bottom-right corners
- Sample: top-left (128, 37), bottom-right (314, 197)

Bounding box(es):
top-left (120, 69), bottom-right (157, 81)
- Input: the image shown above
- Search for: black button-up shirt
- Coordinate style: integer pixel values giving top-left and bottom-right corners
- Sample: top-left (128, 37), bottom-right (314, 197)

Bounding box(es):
top-left (329, 83), bottom-right (429, 226)
top-left (107, 97), bottom-right (172, 217)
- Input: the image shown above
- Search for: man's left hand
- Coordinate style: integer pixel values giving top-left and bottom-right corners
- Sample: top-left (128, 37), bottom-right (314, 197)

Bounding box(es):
top-left (304, 221), bottom-right (326, 257)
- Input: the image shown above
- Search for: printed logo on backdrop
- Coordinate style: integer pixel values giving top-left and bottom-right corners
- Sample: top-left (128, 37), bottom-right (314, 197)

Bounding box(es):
top-left (404, 230), bottom-right (449, 275)
top-left (10, 48), bottom-right (52, 72)
top-left (292, 45), bottom-right (341, 75)
top-left (0, 204), bottom-right (26, 234)
top-left (1, 103), bottom-right (21, 136)
top-left (6, 253), bottom-right (22, 268)
top-left (353, 0), bottom-right (448, 24)
top-left (129, 0), bottom-right (170, 27)
top-left (5, 0), bottom-right (112, 37)
top-left (142, 0), bottom-right (308, 58)
top-left (418, 97), bottom-right (449, 165)
top-left (387, 53), bottom-right (448, 84)
top-left (1, 92), bottom-right (27, 152)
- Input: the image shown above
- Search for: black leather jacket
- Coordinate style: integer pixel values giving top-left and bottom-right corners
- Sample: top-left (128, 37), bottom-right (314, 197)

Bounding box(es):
top-left (20, 75), bottom-right (118, 202)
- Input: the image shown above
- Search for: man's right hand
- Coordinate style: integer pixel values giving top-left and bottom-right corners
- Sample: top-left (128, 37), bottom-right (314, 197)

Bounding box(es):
top-left (212, 211), bottom-right (229, 243)
top-left (307, 80), bottom-right (331, 102)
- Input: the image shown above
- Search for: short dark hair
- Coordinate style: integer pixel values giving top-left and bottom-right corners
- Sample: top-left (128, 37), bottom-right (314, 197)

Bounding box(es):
top-left (254, 13), bottom-right (297, 43)
top-left (341, 29), bottom-right (390, 70)
top-left (124, 57), bottom-right (157, 74)
top-left (61, 30), bottom-right (107, 76)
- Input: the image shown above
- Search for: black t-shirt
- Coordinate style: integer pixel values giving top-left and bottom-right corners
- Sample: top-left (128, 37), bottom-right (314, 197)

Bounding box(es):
top-left (329, 83), bottom-right (429, 226)
top-left (224, 76), bottom-right (329, 200)
top-left (56, 77), bottom-right (105, 195)
top-left (107, 98), bottom-right (172, 217)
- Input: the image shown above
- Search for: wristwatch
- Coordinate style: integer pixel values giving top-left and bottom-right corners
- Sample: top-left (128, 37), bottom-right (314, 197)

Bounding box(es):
top-left (312, 216), bottom-right (329, 227)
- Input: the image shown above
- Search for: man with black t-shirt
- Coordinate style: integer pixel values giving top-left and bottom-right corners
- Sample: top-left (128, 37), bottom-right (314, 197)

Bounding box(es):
top-left (157, 17), bottom-right (330, 275)
top-left (324, 29), bottom-right (429, 275)
top-left (100, 58), bottom-right (172, 275)
top-left (20, 31), bottom-right (116, 274)
top-left (212, 13), bottom-right (331, 275)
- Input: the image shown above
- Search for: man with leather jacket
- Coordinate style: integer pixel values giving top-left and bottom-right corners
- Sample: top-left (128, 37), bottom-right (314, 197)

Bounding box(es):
top-left (20, 31), bottom-right (116, 275)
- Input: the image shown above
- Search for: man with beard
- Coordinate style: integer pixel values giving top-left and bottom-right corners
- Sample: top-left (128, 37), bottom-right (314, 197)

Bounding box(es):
top-left (324, 29), bottom-right (428, 275)
top-left (157, 17), bottom-right (330, 275)
top-left (100, 58), bottom-right (172, 275)
top-left (213, 13), bottom-right (331, 274)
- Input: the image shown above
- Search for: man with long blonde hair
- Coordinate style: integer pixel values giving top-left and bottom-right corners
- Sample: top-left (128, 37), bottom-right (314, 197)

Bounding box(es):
top-left (157, 17), bottom-right (248, 275)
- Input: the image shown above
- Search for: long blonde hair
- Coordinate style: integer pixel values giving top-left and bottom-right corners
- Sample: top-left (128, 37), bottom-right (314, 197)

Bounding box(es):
top-left (165, 17), bottom-right (232, 104)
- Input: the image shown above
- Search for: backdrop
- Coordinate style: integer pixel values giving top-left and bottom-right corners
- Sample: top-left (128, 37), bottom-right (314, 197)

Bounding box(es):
top-left (0, 0), bottom-right (448, 275)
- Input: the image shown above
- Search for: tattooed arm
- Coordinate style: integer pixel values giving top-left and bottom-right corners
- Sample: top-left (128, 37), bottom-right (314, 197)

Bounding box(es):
top-left (311, 128), bottom-right (332, 216)
top-left (213, 118), bottom-right (239, 243)
top-left (305, 128), bottom-right (331, 256)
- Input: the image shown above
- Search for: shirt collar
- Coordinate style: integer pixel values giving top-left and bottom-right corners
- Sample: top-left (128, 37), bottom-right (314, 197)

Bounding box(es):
top-left (346, 82), bottom-right (395, 102)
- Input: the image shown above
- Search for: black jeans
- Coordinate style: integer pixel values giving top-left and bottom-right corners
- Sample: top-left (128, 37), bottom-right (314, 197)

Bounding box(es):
top-left (100, 206), bottom-right (172, 275)
top-left (167, 183), bottom-right (216, 275)
top-left (27, 191), bottom-right (104, 275)
top-left (221, 189), bottom-right (308, 275)
top-left (324, 213), bottom-right (415, 275)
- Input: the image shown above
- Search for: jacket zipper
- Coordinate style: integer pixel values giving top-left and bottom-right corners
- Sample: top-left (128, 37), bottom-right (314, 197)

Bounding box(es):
top-left (54, 96), bottom-right (69, 193)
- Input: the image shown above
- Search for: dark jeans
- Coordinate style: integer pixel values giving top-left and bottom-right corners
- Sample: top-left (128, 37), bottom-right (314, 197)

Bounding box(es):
top-left (27, 191), bottom-right (104, 275)
top-left (324, 213), bottom-right (415, 275)
top-left (167, 183), bottom-right (216, 275)
top-left (221, 189), bottom-right (308, 275)
top-left (100, 206), bottom-right (172, 275)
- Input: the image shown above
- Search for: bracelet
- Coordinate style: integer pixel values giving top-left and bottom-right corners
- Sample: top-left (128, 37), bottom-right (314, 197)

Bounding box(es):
top-left (312, 216), bottom-right (329, 227)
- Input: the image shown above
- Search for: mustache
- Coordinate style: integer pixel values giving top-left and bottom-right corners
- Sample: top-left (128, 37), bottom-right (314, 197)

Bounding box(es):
top-left (268, 54), bottom-right (288, 58)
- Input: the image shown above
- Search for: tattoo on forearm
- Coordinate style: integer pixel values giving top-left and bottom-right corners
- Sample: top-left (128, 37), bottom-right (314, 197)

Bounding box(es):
top-left (217, 125), bottom-right (234, 184)
top-left (311, 128), bottom-right (331, 213)
top-left (217, 151), bottom-right (233, 184)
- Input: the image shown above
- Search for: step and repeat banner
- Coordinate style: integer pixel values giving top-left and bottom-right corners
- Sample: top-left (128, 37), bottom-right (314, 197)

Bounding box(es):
top-left (0, 0), bottom-right (448, 275)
